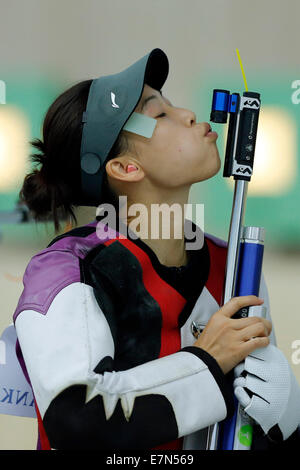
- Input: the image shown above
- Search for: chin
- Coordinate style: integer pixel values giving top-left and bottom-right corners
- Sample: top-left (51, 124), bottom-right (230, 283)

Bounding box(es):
top-left (207, 147), bottom-right (222, 174)
top-left (215, 154), bottom-right (222, 173)
top-left (209, 148), bottom-right (222, 176)
top-left (206, 166), bottom-right (221, 181)
top-left (198, 159), bottom-right (221, 183)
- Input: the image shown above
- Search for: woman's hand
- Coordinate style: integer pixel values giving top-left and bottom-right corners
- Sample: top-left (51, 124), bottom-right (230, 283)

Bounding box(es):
top-left (193, 295), bottom-right (272, 375)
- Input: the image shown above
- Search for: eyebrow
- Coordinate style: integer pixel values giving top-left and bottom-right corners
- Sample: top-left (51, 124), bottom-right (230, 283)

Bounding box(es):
top-left (141, 90), bottom-right (163, 112)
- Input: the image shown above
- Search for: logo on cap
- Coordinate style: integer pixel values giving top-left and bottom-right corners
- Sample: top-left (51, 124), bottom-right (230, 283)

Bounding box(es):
top-left (111, 92), bottom-right (120, 108)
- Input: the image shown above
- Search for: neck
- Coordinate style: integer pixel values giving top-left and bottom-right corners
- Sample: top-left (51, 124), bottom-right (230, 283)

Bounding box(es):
top-left (142, 235), bottom-right (189, 267)
top-left (119, 187), bottom-right (191, 267)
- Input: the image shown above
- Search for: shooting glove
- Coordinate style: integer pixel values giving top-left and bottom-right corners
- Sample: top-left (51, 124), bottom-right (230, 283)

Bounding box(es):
top-left (233, 344), bottom-right (300, 441)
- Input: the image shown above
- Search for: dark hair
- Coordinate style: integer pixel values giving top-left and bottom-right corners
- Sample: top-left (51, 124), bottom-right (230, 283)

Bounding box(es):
top-left (18, 79), bottom-right (132, 233)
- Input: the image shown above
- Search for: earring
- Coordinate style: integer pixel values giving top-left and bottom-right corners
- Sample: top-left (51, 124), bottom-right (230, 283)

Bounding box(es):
top-left (126, 164), bottom-right (137, 173)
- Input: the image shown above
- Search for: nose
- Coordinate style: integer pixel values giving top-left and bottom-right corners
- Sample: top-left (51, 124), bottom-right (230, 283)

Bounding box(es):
top-left (181, 108), bottom-right (197, 127)
top-left (168, 102), bottom-right (197, 127)
top-left (189, 110), bottom-right (197, 126)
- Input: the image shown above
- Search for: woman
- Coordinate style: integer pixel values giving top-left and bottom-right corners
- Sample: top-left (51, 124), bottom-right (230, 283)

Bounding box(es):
top-left (13, 48), bottom-right (299, 450)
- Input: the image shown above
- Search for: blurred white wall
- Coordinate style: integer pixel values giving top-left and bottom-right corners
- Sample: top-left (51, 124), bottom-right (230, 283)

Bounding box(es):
top-left (0, 0), bottom-right (299, 450)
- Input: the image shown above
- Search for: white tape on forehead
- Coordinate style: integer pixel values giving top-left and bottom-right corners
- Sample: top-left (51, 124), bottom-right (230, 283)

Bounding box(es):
top-left (123, 112), bottom-right (157, 138)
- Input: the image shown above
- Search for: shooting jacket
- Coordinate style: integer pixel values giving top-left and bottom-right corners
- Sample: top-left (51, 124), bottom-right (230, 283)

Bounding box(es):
top-left (13, 218), bottom-right (273, 450)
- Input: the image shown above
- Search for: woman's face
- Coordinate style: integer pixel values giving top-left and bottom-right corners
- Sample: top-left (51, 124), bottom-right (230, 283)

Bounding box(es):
top-left (123, 83), bottom-right (221, 190)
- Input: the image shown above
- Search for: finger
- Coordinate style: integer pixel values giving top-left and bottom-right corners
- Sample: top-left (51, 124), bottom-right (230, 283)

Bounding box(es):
top-left (219, 296), bottom-right (264, 318)
top-left (232, 316), bottom-right (272, 335)
top-left (231, 316), bottom-right (264, 330)
top-left (260, 317), bottom-right (272, 335)
top-left (240, 335), bottom-right (270, 357)
top-left (239, 322), bottom-right (269, 342)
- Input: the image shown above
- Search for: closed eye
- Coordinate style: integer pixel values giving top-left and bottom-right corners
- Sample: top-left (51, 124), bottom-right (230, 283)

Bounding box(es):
top-left (156, 113), bottom-right (166, 118)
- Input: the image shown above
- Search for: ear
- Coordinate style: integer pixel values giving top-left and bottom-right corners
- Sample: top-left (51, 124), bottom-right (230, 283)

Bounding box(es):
top-left (105, 157), bottom-right (144, 182)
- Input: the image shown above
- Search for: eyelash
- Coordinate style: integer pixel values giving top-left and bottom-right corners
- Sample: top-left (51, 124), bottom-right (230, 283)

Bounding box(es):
top-left (156, 113), bottom-right (166, 118)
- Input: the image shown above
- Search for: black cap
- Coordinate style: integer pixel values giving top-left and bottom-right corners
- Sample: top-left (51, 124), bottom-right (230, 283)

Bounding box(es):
top-left (79, 48), bottom-right (169, 207)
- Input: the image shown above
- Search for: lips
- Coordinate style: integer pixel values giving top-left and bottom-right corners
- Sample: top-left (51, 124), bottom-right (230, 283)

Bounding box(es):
top-left (203, 122), bottom-right (212, 137)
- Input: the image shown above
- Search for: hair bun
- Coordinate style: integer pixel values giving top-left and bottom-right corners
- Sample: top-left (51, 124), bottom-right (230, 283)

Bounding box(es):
top-left (19, 168), bottom-right (52, 218)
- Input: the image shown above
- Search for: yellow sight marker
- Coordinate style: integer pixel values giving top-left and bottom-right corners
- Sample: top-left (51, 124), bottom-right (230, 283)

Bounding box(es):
top-left (236, 48), bottom-right (248, 91)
